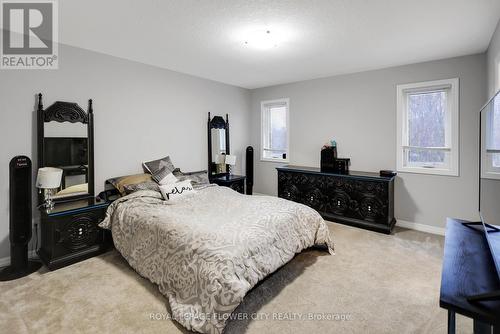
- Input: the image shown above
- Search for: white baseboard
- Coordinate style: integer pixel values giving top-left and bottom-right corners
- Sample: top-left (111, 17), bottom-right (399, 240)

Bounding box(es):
top-left (396, 220), bottom-right (445, 236)
top-left (0, 250), bottom-right (38, 268)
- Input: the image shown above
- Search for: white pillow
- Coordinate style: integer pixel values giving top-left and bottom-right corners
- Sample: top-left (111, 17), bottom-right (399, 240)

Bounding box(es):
top-left (156, 170), bottom-right (178, 185)
top-left (159, 180), bottom-right (195, 203)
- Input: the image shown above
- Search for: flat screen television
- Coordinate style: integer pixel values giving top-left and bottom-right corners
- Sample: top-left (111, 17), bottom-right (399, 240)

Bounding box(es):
top-left (479, 89), bottom-right (500, 293)
top-left (44, 137), bottom-right (88, 167)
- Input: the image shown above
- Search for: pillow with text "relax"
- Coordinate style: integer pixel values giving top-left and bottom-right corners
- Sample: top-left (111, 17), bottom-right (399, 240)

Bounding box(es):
top-left (159, 180), bottom-right (195, 203)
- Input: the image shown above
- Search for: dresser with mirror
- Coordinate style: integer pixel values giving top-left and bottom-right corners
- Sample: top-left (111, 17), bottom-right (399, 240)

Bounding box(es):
top-left (207, 112), bottom-right (246, 193)
top-left (36, 94), bottom-right (111, 270)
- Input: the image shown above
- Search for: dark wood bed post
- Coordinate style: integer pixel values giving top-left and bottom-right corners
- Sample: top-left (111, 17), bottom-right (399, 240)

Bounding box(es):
top-left (225, 114), bottom-right (230, 155)
top-left (37, 93), bottom-right (44, 206)
top-left (87, 99), bottom-right (95, 198)
top-left (37, 93), bottom-right (44, 167)
top-left (225, 114), bottom-right (230, 174)
top-left (207, 112), bottom-right (211, 176)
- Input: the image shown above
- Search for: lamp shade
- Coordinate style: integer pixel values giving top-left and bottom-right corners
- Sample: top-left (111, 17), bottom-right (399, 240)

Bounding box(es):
top-left (36, 167), bottom-right (62, 189)
top-left (225, 155), bottom-right (237, 166)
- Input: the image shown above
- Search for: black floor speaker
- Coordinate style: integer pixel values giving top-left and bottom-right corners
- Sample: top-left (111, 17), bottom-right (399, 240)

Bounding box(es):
top-left (246, 146), bottom-right (254, 195)
top-left (0, 156), bottom-right (41, 281)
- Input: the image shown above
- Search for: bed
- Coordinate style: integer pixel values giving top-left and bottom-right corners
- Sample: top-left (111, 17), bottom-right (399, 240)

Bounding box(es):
top-left (100, 184), bottom-right (333, 334)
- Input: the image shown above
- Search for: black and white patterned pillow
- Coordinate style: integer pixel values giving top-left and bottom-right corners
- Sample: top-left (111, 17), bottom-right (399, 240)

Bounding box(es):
top-left (142, 156), bottom-right (175, 175)
top-left (173, 170), bottom-right (210, 189)
top-left (152, 166), bottom-right (178, 185)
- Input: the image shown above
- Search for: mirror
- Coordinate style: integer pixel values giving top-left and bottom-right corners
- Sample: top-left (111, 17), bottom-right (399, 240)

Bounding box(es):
top-left (211, 128), bottom-right (226, 173)
top-left (43, 122), bottom-right (89, 199)
top-left (480, 90), bottom-right (500, 226)
top-left (207, 113), bottom-right (230, 177)
top-left (211, 128), bottom-right (226, 160)
top-left (37, 95), bottom-right (95, 203)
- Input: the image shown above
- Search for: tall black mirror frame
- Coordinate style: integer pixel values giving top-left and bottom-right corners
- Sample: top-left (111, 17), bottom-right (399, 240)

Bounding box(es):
top-left (37, 93), bottom-right (95, 204)
top-left (207, 112), bottom-right (230, 178)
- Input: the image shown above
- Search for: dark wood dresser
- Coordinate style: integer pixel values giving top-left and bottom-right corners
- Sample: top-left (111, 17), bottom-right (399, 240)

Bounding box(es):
top-left (277, 165), bottom-right (396, 233)
top-left (38, 198), bottom-right (112, 270)
top-left (440, 218), bottom-right (500, 333)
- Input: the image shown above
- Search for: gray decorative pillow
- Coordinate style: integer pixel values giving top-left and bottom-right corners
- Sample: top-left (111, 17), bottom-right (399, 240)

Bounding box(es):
top-left (123, 181), bottom-right (160, 194)
top-left (152, 166), bottom-right (178, 185)
top-left (173, 170), bottom-right (210, 189)
top-left (142, 156), bottom-right (175, 175)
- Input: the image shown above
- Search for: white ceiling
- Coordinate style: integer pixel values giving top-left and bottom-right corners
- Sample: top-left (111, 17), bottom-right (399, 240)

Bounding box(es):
top-left (60, 0), bottom-right (500, 89)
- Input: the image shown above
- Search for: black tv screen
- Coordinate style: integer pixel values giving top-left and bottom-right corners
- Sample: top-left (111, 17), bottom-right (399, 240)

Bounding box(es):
top-left (44, 137), bottom-right (88, 167)
top-left (480, 89), bottom-right (500, 280)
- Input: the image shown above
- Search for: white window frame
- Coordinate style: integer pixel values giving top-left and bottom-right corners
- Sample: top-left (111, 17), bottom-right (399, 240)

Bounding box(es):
top-left (396, 78), bottom-right (459, 176)
top-left (261, 98), bottom-right (290, 163)
top-left (481, 97), bottom-right (500, 179)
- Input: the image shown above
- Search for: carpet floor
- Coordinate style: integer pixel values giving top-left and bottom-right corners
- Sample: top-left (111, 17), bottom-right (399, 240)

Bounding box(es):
top-left (0, 222), bottom-right (472, 334)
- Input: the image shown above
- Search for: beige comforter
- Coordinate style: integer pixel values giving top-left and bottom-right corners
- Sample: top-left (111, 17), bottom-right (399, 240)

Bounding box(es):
top-left (100, 186), bottom-right (333, 334)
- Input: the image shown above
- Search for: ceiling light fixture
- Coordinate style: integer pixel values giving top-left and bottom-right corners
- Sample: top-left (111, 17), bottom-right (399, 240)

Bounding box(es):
top-left (244, 29), bottom-right (278, 50)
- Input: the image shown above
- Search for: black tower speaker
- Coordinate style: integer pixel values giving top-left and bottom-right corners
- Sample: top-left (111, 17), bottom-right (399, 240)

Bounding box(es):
top-left (245, 146), bottom-right (254, 195)
top-left (0, 156), bottom-right (41, 281)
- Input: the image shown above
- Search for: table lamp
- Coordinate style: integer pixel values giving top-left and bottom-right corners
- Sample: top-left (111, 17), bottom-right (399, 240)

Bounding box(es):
top-left (36, 167), bottom-right (62, 210)
top-left (215, 154), bottom-right (226, 174)
top-left (225, 155), bottom-right (237, 175)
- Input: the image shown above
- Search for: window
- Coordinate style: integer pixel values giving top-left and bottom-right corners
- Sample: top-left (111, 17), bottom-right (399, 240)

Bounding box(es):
top-left (482, 93), bottom-right (500, 179)
top-left (396, 78), bottom-right (459, 176)
top-left (261, 98), bottom-right (289, 162)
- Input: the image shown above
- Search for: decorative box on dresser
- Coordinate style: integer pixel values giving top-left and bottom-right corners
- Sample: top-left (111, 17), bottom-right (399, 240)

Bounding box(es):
top-left (38, 198), bottom-right (112, 270)
top-left (277, 165), bottom-right (396, 234)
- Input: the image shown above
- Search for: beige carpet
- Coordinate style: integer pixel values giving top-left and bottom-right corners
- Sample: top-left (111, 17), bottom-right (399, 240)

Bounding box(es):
top-left (0, 222), bottom-right (472, 334)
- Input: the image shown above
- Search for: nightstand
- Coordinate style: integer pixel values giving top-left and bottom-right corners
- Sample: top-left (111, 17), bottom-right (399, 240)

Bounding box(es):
top-left (211, 174), bottom-right (246, 194)
top-left (38, 198), bottom-right (112, 270)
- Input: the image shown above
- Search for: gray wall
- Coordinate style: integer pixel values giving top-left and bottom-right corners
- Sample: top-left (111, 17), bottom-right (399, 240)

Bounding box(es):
top-left (0, 44), bottom-right (251, 260)
top-left (0, 39), bottom-right (493, 261)
top-left (250, 54), bottom-right (486, 229)
top-left (487, 19), bottom-right (500, 99)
